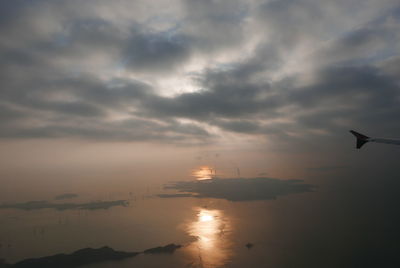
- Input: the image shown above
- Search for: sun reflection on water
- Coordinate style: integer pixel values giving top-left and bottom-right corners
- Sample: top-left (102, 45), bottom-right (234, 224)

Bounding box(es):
top-left (185, 207), bottom-right (232, 268)
top-left (193, 166), bottom-right (215, 181)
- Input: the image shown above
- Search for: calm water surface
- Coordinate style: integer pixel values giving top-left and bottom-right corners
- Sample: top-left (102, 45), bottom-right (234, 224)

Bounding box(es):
top-left (1, 166), bottom-right (398, 267)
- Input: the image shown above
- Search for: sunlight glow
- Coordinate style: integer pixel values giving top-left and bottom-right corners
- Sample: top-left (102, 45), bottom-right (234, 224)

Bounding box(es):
top-left (199, 213), bottom-right (214, 222)
top-left (185, 208), bottom-right (232, 268)
top-left (193, 166), bottom-right (215, 181)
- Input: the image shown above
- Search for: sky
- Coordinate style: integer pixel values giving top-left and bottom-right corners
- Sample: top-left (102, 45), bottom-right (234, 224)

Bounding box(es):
top-left (0, 0), bottom-right (400, 180)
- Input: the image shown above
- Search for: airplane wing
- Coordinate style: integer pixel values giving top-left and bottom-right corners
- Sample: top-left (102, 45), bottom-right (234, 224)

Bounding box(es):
top-left (350, 130), bottom-right (400, 149)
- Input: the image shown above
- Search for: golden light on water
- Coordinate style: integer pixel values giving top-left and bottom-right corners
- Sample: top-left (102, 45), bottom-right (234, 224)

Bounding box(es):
top-left (199, 213), bottom-right (214, 222)
top-left (193, 166), bottom-right (215, 181)
top-left (185, 208), bottom-right (232, 267)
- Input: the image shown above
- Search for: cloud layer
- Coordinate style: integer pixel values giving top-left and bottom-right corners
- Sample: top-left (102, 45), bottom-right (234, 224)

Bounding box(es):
top-left (1, 0), bottom-right (399, 146)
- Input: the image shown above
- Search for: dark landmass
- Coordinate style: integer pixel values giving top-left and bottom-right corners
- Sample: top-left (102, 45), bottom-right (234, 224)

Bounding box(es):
top-left (143, 244), bottom-right (182, 254)
top-left (11, 246), bottom-right (138, 268)
top-left (162, 177), bottom-right (315, 201)
top-left (0, 200), bottom-right (128, 211)
top-left (2, 244), bottom-right (183, 267)
top-left (78, 200), bottom-right (128, 210)
top-left (156, 193), bottom-right (195, 198)
top-left (54, 193), bottom-right (79, 200)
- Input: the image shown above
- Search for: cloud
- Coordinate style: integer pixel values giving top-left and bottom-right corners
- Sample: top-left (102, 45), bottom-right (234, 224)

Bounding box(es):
top-left (0, 0), bottom-right (399, 146)
top-left (124, 28), bottom-right (192, 73)
top-left (181, 0), bottom-right (249, 52)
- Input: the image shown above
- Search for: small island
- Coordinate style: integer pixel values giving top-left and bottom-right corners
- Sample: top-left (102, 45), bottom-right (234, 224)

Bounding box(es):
top-left (1, 243), bottom-right (183, 268)
top-left (11, 246), bottom-right (138, 268)
top-left (144, 244), bottom-right (182, 254)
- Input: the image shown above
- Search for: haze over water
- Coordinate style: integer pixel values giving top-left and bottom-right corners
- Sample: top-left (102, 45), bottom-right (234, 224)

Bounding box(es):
top-left (2, 153), bottom-right (400, 268)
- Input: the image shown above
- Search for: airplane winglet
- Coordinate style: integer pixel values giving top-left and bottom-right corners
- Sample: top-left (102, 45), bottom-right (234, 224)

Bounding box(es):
top-left (349, 130), bottom-right (369, 149)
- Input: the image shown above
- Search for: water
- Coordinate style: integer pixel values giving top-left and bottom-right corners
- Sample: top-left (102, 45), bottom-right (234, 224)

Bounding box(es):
top-left (1, 165), bottom-right (400, 267)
